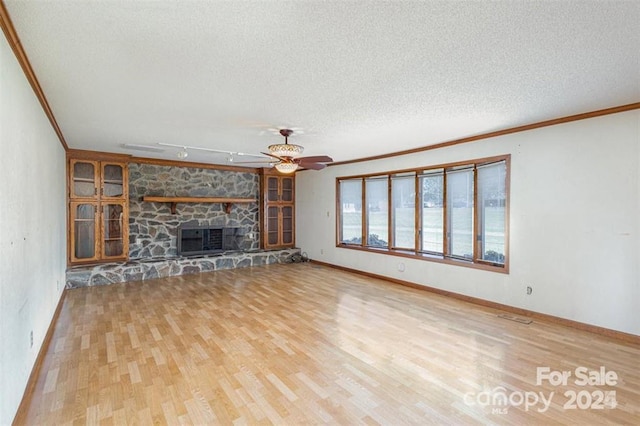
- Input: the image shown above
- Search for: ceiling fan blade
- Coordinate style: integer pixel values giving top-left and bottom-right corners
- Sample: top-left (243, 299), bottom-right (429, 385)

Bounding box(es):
top-left (261, 152), bottom-right (287, 161)
top-left (296, 155), bottom-right (333, 163)
top-left (236, 152), bottom-right (272, 159)
top-left (297, 161), bottom-right (327, 170)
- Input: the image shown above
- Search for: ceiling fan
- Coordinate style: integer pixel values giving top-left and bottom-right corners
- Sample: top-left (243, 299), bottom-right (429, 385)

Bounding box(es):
top-left (239, 129), bottom-right (333, 173)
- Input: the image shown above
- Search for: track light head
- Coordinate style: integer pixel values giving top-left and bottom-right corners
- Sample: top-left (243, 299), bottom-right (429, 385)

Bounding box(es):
top-left (177, 148), bottom-right (188, 159)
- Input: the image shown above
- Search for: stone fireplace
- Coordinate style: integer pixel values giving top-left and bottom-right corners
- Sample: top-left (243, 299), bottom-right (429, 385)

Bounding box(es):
top-left (65, 162), bottom-right (300, 289)
top-left (128, 163), bottom-right (260, 259)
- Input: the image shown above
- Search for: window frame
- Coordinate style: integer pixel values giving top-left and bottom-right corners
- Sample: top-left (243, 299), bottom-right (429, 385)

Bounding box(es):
top-left (364, 175), bottom-right (390, 248)
top-left (390, 172), bottom-right (417, 251)
top-left (335, 154), bottom-right (510, 274)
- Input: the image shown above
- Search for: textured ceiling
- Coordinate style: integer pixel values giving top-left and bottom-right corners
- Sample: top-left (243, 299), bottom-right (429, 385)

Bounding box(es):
top-left (5, 0), bottom-right (640, 166)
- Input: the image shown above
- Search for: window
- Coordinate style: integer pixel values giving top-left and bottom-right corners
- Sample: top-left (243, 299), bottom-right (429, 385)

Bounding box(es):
top-left (477, 161), bottom-right (507, 264)
top-left (365, 177), bottom-right (388, 247)
top-left (336, 155), bottom-right (509, 272)
top-left (339, 179), bottom-right (362, 244)
top-left (419, 169), bottom-right (443, 254)
top-left (446, 167), bottom-right (474, 260)
top-left (391, 173), bottom-right (415, 249)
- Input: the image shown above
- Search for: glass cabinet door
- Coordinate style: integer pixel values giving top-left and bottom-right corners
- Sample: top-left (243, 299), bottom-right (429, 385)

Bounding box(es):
top-left (70, 160), bottom-right (99, 199)
top-left (102, 202), bottom-right (126, 258)
top-left (281, 177), bottom-right (294, 203)
top-left (101, 163), bottom-right (125, 198)
top-left (262, 172), bottom-right (295, 249)
top-left (281, 205), bottom-right (294, 245)
top-left (68, 158), bottom-right (129, 264)
top-left (266, 205), bottom-right (280, 246)
top-left (70, 202), bottom-right (98, 262)
top-left (266, 176), bottom-right (279, 202)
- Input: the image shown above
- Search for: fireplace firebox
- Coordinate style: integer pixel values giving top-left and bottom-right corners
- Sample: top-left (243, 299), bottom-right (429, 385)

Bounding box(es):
top-left (177, 225), bottom-right (243, 256)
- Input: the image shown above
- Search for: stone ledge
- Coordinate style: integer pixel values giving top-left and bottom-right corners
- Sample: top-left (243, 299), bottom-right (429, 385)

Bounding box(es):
top-left (66, 248), bottom-right (300, 289)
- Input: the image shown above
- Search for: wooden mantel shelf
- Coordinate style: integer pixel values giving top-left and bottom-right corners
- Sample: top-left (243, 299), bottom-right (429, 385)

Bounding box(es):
top-left (142, 196), bottom-right (257, 214)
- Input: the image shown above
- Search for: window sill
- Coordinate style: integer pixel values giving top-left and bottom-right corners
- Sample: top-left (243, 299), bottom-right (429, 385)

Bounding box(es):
top-left (336, 244), bottom-right (509, 274)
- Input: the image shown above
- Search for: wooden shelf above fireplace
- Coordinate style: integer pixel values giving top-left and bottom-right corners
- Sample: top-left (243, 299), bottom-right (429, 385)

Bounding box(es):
top-left (142, 196), bottom-right (257, 214)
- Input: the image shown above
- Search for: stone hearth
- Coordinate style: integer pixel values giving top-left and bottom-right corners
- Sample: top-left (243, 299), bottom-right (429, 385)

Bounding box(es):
top-left (66, 248), bottom-right (300, 289)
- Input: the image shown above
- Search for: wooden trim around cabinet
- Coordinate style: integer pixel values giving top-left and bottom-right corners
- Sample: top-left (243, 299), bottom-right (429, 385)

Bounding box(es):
top-left (68, 201), bottom-right (100, 264)
top-left (0, 0), bottom-right (69, 151)
top-left (259, 169), bottom-right (296, 249)
top-left (68, 158), bottom-right (100, 200)
top-left (330, 103), bottom-right (640, 167)
top-left (310, 260), bottom-right (640, 345)
top-left (67, 149), bottom-right (131, 162)
top-left (12, 289), bottom-right (67, 425)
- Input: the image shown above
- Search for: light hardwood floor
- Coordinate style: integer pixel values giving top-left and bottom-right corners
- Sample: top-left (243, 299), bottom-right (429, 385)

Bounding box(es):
top-left (15, 263), bottom-right (640, 425)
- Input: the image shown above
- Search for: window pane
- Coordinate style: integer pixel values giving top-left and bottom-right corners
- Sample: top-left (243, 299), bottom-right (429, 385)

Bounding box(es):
top-left (477, 161), bottom-right (506, 263)
top-left (447, 168), bottom-right (474, 259)
top-left (391, 175), bottom-right (415, 249)
top-left (366, 177), bottom-right (388, 247)
top-left (420, 172), bottom-right (444, 253)
top-left (339, 179), bottom-right (362, 244)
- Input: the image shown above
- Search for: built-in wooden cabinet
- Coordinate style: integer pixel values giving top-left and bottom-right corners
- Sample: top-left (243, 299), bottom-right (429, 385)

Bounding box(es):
top-left (68, 154), bottom-right (129, 264)
top-left (260, 169), bottom-right (295, 249)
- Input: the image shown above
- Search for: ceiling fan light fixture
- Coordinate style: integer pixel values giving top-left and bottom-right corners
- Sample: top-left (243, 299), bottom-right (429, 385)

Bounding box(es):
top-left (268, 143), bottom-right (304, 158)
top-left (274, 162), bottom-right (299, 174)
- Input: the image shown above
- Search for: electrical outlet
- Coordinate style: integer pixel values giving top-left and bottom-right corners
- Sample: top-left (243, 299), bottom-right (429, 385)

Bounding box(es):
top-left (397, 263), bottom-right (405, 272)
top-left (320, 249), bottom-right (324, 255)
top-left (526, 286), bottom-right (533, 295)
top-left (30, 330), bottom-right (33, 348)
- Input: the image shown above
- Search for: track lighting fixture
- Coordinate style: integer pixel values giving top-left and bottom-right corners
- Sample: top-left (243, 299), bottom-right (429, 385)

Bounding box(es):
top-left (176, 148), bottom-right (188, 159)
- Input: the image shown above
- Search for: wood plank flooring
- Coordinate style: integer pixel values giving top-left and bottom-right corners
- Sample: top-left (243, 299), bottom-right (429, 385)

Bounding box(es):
top-left (15, 263), bottom-right (640, 424)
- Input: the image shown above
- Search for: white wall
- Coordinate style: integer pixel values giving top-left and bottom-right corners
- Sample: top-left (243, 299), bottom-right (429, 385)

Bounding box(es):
top-left (296, 110), bottom-right (640, 336)
top-left (0, 35), bottom-right (66, 423)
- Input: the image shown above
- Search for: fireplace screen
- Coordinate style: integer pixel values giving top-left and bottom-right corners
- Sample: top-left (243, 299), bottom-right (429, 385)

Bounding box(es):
top-left (177, 225), bottom-right (242, 256)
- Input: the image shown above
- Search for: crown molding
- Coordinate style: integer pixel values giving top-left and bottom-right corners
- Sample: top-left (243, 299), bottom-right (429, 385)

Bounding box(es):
top-left (330, 102), bottom-right (640, 167)
top-left (0, 0), bottom-right (69, 150)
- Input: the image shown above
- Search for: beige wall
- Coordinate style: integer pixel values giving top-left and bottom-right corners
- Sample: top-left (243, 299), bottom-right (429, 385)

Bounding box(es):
top-left (0, 34), bottom-right (66, 423)
top-left (296, 110), bottom-right (640, 336)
